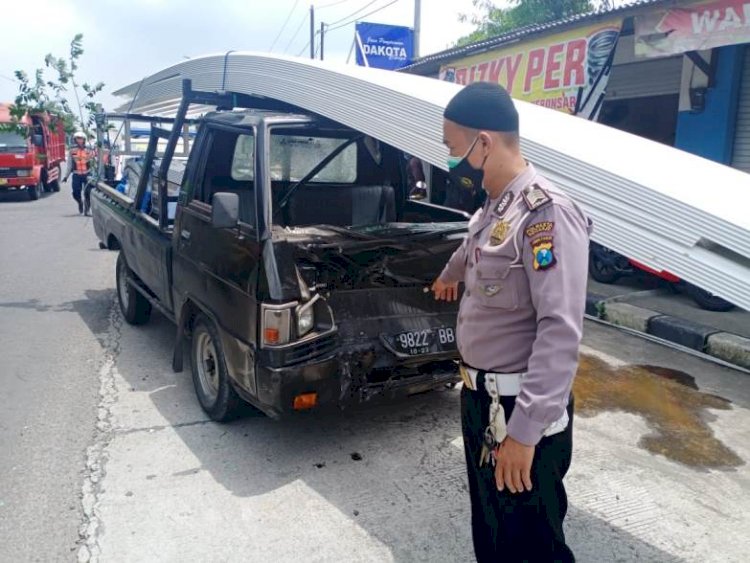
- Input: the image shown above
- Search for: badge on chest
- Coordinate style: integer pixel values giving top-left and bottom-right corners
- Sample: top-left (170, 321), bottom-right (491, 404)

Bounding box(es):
top-left (489, 220), bottom-right (510, 246)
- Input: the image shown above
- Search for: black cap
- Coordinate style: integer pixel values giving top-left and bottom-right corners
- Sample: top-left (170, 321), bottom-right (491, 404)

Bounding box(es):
top-left (443, 82), bottom-right (519, 133)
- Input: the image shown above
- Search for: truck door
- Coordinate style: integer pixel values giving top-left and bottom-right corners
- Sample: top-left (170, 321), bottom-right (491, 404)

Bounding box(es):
top-left (172, 125), bottom-right (262, 394)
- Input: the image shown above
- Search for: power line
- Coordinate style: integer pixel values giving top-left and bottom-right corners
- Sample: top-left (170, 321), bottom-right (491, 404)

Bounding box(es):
top-left (283, 11), bottom-right (310, 54)
top-left (326, 0), bottom-right (399, 32)
top-left (327, 0), bottom-right (378, 26)
top-left (270, 0), bottom-right (301, 51)
top-left (296, 29), bottom-right (322, 57)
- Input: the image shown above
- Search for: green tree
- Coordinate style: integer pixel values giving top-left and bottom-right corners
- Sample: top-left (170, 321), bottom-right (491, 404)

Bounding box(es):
top-left (1, 34), bottom-right (105, 137)
top-left (457, 0), bottom-right (615, 46)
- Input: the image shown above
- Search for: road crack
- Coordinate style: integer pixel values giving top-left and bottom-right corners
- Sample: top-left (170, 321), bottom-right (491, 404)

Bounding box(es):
top-left (114, 419), bottom-right (213, 436)
top-left (76, 300), bottom-right (122, 563)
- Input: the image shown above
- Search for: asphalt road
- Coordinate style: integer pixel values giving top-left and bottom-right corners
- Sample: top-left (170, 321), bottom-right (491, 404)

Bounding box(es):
top-left (0, 185), bottom-right (116, 562)
top-left (1, 186), bottom-right (749, 562)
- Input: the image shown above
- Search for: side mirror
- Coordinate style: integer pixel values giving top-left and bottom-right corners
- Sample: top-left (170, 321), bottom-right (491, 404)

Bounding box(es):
top-left (211, 192), bottom-right (239, 229)
top-left (32, 134), bottom-right (43, 147)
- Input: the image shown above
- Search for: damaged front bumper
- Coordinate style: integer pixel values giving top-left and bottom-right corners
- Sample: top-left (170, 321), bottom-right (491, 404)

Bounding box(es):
top-left (253, 286), bottom-right (460, 417)
top-left (254, 354), bottom-right (459, 417)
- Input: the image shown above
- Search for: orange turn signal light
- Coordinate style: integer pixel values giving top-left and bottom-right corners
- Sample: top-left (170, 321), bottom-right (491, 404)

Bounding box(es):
top-left (264, 328), bottom-right (280, 345)
top-left (293, 393), bottom-right (318, 411)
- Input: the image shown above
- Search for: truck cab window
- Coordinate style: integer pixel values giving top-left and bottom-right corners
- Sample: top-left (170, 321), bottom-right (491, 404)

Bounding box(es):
top-left (270, 130), bottom-right (400, 228)
top-left (270, 135), bottom-right (356, 183)
top-left (199, 129), bottom-right (256, 227)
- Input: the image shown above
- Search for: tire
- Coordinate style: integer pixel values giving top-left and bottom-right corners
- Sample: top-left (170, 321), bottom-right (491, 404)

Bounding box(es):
top-left (190, 315), bottom-right (242, 422)
top-left (685, 284), bottom-right (735, 312)
top-left (588, 245), bottom-right (622, 284)
top-left (27, 180), bottom-right (42, 201)
top-left (116, 252), bottom-right (152, 325)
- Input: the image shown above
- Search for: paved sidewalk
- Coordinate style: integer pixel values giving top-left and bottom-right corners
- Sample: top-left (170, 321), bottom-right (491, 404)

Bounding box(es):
top-left (588, 277), bottom-right (750, 370)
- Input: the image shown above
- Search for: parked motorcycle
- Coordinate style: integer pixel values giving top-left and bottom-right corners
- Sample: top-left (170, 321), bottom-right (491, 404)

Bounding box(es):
top-left (588, 242), bottom-right (735, 312)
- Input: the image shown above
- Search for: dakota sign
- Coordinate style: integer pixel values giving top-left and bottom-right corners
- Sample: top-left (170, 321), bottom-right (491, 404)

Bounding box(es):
top-left (636, 0), bottom-right (750, 57)
top-left (355, 22), bottom-right (414, 70)
top-left (439, 20), bottom-right (622, 116)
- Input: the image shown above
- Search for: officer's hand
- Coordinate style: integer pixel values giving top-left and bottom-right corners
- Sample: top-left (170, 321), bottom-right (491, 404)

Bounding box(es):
top-left (495, 436), bottom-right (534, 494)
top-left (431, 278), bottom-right (458, 301)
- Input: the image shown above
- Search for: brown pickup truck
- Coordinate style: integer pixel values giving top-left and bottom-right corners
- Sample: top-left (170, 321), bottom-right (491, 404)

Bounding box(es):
top-left (92, 81), bottom-right (468, 421)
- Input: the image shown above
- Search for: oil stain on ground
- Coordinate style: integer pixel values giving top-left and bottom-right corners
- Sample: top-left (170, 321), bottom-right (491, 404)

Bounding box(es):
top-left (574, 355), bottom-right (744, 470)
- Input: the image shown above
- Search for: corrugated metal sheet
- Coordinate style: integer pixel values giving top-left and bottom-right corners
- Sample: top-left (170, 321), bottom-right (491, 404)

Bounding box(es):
top-left (606, 56), bottom-right (683, 100)
top-left (113, 53), bottom-right (750, 310)
top-left (732, 47), bottom-right (750, 173)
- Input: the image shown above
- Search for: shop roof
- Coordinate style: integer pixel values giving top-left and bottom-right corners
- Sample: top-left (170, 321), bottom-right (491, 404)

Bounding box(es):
top-left (401, 0), bottom-right (678, 75)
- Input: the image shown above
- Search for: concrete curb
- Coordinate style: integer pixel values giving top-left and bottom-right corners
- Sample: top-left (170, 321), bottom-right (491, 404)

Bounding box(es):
top-left (590, 296), bottom-right (750, 371)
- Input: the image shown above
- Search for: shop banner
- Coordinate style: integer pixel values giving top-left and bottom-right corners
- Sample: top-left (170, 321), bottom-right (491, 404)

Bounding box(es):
top-left (636, 0), bottom-right (750, 58)
top-left (355, 22), bottom-right (414, 70)
top-left (439, 19), bottom-right (622, 119)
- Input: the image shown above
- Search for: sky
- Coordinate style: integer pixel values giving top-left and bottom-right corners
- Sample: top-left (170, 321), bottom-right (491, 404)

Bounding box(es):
top-left (0, 0), bottom-right (482, 112)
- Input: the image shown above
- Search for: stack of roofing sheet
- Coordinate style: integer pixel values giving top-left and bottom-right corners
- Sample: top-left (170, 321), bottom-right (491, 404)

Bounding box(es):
top-left (114, 52), bottom-right (750, 310)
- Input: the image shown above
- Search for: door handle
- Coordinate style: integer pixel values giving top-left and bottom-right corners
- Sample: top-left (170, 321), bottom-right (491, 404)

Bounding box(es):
top-left (181, 229), bottom-right (191, 241)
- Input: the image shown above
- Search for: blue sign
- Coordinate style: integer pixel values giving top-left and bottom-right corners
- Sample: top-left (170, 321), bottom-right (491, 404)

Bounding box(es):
top-left (355, 22), bottom-right (414, 70)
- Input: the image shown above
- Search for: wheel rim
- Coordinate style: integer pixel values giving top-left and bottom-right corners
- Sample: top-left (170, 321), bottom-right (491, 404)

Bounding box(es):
top-left (118, 260), bottom-right (130, 311)
top-left (195, 331), bottom-right (220, 402)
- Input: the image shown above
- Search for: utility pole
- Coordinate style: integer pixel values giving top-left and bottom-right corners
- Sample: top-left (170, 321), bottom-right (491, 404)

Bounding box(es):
top-left (320, 22), bottom-right (325, 60)
top-left (413, 0), bottom-right (421, 59)
top-left (310, 5), bottom-right (315, 59)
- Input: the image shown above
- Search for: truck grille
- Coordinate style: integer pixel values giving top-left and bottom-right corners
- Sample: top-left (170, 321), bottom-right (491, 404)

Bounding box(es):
top-left (283, 331), bottom-right (338, 365)
top-left (262, 331), bottom-right (339, 368)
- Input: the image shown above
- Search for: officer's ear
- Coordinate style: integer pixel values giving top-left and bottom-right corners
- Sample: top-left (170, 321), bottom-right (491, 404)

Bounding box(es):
top-left (477, 131), bottom-right (494, 157)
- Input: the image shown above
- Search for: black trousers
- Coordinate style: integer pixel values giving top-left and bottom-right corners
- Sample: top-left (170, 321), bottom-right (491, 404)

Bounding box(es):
top-left (71, 174), bottom-right (91, 206)
top-left (461, 385), bottom-right (575, 563)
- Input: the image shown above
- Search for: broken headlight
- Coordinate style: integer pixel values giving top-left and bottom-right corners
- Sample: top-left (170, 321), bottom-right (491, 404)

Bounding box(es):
top-left (296, 295), bottom-right (319, 338)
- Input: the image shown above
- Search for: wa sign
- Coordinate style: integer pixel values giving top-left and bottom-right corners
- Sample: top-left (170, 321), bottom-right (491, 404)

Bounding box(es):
top-left (355, 22), bottom-right (414, 70)
top-left (636, 0), bottom-right (750, 57)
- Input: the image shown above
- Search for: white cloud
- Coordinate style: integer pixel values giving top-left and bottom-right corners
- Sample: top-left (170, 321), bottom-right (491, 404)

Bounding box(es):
top-left (0, 0), bottom-right (483, 111)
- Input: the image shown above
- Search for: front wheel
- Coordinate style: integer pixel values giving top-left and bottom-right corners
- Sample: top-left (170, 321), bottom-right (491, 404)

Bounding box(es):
top-left (28, 180), bottom-right (42, 201)
top-left (190, 316), bottom-right (242, 422)
top-left (116, 252), bottom-right (152, 325)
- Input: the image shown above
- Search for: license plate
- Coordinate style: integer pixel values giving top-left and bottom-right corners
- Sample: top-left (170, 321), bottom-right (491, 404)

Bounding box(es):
top-left (0, 178), bottom-right (7, 185)
top-left (392, 327), bottom-right (457, 356)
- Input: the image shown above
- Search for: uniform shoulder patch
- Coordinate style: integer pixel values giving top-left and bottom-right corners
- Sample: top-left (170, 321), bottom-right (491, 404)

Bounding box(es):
top-left (530, 236), bottom-right (556, 271)
top-left (525, 221), bottom-right (554, 238)
top-left (522, 184), bottom-right (552, 212)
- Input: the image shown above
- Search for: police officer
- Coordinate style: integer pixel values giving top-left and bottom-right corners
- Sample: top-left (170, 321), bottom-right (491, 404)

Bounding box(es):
top-left (63, 131), bottom-right (94, 215)
top-left (432, 82), bottom-right (591, 562)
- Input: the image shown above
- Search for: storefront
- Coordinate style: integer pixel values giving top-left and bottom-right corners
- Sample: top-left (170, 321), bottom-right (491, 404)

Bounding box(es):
top-left (404, 0), bottom-right (750, 183)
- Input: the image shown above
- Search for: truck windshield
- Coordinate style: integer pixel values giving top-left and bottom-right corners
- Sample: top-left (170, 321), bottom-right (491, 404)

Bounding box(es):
top-left (270, 134), bottom-right (357, 184)
top-left (0, 130), bottom-right (28, 153)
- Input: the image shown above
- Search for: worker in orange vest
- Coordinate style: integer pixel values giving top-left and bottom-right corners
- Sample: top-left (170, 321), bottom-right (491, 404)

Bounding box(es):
top-left (63, 131), bottom-right (94, 215)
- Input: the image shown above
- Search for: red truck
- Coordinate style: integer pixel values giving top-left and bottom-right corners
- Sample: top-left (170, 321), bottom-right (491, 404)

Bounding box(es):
top-left (0, 104), bottom-right (66, 200)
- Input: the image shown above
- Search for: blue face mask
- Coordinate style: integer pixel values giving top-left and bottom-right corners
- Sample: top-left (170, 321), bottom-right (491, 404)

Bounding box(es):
top-left (447, 136), bottom-right (485, 191)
